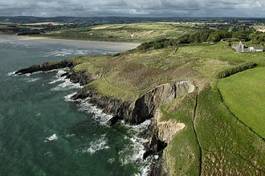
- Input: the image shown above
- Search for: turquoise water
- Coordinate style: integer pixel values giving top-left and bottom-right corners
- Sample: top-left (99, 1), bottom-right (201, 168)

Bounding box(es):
top-left (0, 36), bottom-right (147, 176)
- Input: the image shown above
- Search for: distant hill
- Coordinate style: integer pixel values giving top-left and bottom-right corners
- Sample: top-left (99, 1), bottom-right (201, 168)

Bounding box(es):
top-left (1, 16), bottom-right (265, 25)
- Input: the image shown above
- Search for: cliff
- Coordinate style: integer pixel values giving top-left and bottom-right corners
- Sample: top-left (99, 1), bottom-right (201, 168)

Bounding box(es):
top-left (16, 61), bottom-right (196, 175)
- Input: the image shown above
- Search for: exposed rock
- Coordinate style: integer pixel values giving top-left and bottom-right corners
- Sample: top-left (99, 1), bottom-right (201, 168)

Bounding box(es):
top-left (63, 71), bottom-right (96, 86)
top-left (154, 110), bottom-right (186, 144)
top-left (72, 80), bottom-right (195, 125)
top-left (15, 60), bottom-right (74, 75)
top-left (157, 120), bottom-right (185, 144)
top-left (143, 129), bottom-right (168, 160)
top-left (130, 81), bottom-right (195, 124)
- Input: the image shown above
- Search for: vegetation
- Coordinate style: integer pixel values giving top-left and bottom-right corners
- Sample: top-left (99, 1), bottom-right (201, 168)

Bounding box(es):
top-left (196, 88), bottom-right (265, 175)
top-left (216, 62), bottom-right (257, 78)
top-left (39, 22), bottom-right (265, 175)
top-left (69, 37), bottom-right (265, 175)
top-left (161, 94), bottom-right (200, 176)
top-left (3, 19), bottom-right (265, 175)
top-left (218, 68), bottom-right (265, 138)
top-left (43, 23), bottom-right (195, 42)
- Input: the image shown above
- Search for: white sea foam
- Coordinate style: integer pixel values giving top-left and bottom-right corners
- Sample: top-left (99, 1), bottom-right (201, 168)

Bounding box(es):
top-left (107, 158), bottom-right (115, 164)
top-left (119, 136), bottom-right (146, 165)
top-left (26, 77), bottom-right (40, 83)
top-left (51, 78), bottom-right (83, 91)
top-left (49, 76), bottom-right (66, 84)
top-left (44, 134), bottom-right (58, 142)
top-left (81, 134), bottom-right (110, 154)
top-left (119, 120), bottom-right (153, 176)
top-left (50, 69), bottom-right (83, 91)
top-left (46, 49), bottom-right (92, 57)
top-left (49, 70), bottom-right (67, 84)
top-left (64, 92), bottom-right (77, 102)
top-left (136, 162), bottom-right (152, 176)
top-left (7, 71), bottom-right (16, 76)
top-left (65, 134), bottom-right (76, 138)
top-left (119, 134), bottom-right (152, 176)
top-left (78, 99), bottom-right (113, 125)
top-left (124, 119), bottom-right (152, 135)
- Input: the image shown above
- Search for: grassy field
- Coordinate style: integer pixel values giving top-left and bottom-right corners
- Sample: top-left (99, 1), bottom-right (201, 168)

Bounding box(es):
top-left (44, 23), bottom-right (195, 42)
top-left (196, 88), bottom-right (265, 175)
top-left (218, 67), bottom-right (265, 138)
top-left (73, 47), bottom-right (200, 101)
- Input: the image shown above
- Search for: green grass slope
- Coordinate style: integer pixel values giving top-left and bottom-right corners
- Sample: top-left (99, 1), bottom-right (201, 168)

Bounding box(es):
top-left (196, 88), bottom-right (265, 175)
top-left (218, 67), bottom-right (265, 138)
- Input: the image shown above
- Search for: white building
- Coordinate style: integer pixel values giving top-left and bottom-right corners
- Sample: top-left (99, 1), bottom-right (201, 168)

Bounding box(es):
top-left (232, 41), bottom-right (264, 53)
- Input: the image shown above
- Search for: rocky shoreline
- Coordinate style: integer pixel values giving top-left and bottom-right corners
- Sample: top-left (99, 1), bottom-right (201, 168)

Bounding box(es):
top-left (16, 60), bottom-right (196, 176)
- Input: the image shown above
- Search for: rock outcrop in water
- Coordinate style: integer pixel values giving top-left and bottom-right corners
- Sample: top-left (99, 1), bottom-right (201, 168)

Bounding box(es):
top-left (15, 60), bottom-right (74, 75)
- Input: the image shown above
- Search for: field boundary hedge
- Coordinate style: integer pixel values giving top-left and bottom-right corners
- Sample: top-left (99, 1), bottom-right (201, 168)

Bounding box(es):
top-left (217, 62), bottom-right (257, 79)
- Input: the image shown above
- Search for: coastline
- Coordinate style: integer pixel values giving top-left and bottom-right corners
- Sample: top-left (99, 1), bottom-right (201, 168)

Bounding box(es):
top-left (18, 35), bottom-right (141, 50)
top-left (15, 60), bottom-right (197, 175)
top-left (0, 33), bottom-right (140, 52)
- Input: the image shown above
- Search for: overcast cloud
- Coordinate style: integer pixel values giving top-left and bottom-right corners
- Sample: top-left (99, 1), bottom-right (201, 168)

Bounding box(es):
top-left (0, 0), bottom-right (264, 17)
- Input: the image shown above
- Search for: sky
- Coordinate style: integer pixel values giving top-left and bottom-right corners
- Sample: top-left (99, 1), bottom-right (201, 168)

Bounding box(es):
top-left (0, 0), bottom-right (265, 17)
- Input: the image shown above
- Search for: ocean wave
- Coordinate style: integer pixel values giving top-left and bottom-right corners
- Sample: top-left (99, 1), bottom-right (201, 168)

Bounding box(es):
top-left (50, 69), bottom-right (82, 91)
top-left (119, 134), bottom-right (153, 176)
top-left (119, 120), bottom-right (153, 176)
top-left (64, 92), bottom-right (78, 102)
top-left (7, 71), bottom-right (16, 76)
top-left (51, 78), bottom-right (82, 91)
top-left (65, 133), bottom-right (76, 138)
top-left (62, 81), bottom-right (152, 175)
top-left (80, 134), bottom-right (110, 154)
top-left (48, 70), bottom-right (67, 84)
top-left (44, 134), bottom-right (58, 143)
top-left (119, 136), bottom-right (146, 165)
top-left (46, 49), bottom-right (92, 57)
top-left (128, 120), bottom-right (152, 133)
top-left (25, 77), bottom-right (40, 83)
top-left (78, 99), bottom-right (113, 125)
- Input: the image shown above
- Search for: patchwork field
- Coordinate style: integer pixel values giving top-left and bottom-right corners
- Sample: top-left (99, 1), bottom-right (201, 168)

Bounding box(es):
top-left (44, 23), bottom-right (195, 42)
top-left (218, 67), bottom-right (265, 138)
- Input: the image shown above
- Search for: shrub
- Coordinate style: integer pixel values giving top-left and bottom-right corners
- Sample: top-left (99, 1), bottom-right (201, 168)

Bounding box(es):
top-left (217, 62), bottom-right (257, 79)
top-left (137, 38), bottom-right (179, 50)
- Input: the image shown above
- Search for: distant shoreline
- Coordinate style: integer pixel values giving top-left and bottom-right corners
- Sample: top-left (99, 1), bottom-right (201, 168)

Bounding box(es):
top-left (0, 34), bottom-right (140, 51)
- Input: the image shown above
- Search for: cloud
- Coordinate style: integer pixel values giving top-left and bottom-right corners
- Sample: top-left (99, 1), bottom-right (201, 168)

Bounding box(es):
top-left (0, 0), bottom-right (264, 17)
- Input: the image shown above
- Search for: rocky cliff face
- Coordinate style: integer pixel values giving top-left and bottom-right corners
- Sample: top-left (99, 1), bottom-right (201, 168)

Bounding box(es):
top-left (131, 81), bottom-right (195, 124)
top-left (73, 80), bottom-right (195, 126)
top-left (156, 112), bottom-right (186, 144)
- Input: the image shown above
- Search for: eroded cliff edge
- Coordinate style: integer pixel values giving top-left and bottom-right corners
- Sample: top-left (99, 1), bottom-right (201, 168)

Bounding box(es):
top-left (16, 60), bottom-right (197, 175)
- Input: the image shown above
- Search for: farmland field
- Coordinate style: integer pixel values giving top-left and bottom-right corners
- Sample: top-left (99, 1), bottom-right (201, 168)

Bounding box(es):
top-left (218, 67), bottom-right (265, 138)
top-left (43, 23), bottom-right (195, 42)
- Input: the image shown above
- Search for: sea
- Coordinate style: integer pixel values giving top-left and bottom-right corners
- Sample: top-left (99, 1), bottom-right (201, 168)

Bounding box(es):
top-left (0, 35), bottom-right (151, 176)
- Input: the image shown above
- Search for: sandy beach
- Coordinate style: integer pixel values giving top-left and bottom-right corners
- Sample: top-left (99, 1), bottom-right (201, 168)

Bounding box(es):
top-left (17, 35), bottom-right (140, 51)
top-left (0, 34), bottom-right (140, 52)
